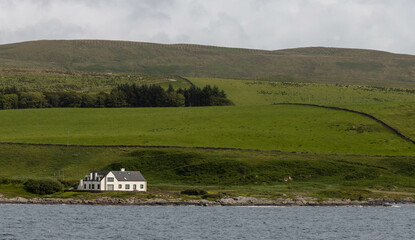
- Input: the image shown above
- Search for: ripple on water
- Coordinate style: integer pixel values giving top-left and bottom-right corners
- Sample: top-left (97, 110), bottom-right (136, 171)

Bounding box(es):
top-left (1, 204), bottom-right (415, 239)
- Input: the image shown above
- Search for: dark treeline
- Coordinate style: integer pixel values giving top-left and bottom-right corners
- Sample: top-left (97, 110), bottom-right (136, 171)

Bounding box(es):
top-left (0, 84), bottom-right (233, 109)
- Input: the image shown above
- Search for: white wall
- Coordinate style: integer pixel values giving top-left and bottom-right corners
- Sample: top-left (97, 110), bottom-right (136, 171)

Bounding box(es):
top-left (78, 171), bottom-right (147, 192)
top-left (105, 172), bottom-right (147, 192)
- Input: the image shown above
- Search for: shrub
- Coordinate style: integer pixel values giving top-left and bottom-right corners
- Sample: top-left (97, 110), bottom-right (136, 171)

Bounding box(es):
top-left (0, 178), bottom-right (24, 184)
top-left (0, 178), bottom-right (10, 184)
top-left (180, 189), bottom-right (207, 196)
top-left (24, 179), bottom-right (64, 195)
top-left (58, 179), bottom-right (78, 188)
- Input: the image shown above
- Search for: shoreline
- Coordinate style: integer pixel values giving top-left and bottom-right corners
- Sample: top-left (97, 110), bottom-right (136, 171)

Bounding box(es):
top-left (1, 195), bottom-right (413, 207)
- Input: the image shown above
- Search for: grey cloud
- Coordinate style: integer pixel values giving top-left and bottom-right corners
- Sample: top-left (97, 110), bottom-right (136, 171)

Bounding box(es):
top-left (0, 0), bottom-right (414, 54)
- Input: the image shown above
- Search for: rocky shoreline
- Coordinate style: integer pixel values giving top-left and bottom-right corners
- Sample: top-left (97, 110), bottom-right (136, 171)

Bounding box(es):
top-left (1, 195), bottom-right (414, 206)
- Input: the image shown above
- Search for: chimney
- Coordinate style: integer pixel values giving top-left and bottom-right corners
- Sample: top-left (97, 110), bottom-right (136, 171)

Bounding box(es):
top-left (121, 168), bottom-right (125, 172)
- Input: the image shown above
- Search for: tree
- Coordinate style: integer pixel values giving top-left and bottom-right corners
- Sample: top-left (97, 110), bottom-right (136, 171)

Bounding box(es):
top-left (107, 89), bottom-right (128, 107)
top-left (18, 92), bottom-right (48, 109)
top-left (59, 92), bottom-right (82, 107)
top-left (81, 94), bottom-right (98, 108)
top-left (95, 92), bottom-right (108, 108)
top-left (0, 94), bottom-right (19, 109)
top-left (44, 92), bottom-right (61, 107)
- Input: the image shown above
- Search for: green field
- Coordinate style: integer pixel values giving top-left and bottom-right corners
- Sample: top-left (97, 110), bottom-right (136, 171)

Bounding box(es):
top-left (190, 77), bottom-right (415, 106)
top-left (0, 105), bottom-right (413, 155)
top-left (190, 77), bottom-right (415, 139)
top-left (1, 40), bottom-right (415, 200)
top-left (1, 40), bottom-right (415, 88)
top-left (0, 67), bottom-right (190, 92)
top-left (1, 144), bottom-right (415, 200)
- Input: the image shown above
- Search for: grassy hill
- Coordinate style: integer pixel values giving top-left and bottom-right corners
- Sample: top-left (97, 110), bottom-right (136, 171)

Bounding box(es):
top-left (0, 105), bottom-right (413, 155)
top-left (190, 77), bottom-right (415, 139)
top-left (1, 40), bottom-right (415, 88)
top-left (0, 66), bottom-right (190, 92)
top-left (1, 40), bottom-right (415, 200)
top-left (1, 144), bottom-right (415, 200)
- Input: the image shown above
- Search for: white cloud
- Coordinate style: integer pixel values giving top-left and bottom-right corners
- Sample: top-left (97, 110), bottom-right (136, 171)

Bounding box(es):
top-left (0, 0), bottom-right (414, 54)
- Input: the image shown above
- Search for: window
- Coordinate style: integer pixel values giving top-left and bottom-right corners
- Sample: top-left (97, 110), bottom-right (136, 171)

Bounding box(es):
top-left (97, 184), bottom-right (100, 190)
top-left (107, 184), bottom-right (114, 190)
top-left (85, 177), bottom-right (88, 181)
top-left (118, 184), bottom-right (122, 189)
top-left (84, 184), bottom-right (86, 189)
top-left (133, 184), bottom-right (137, 190)
top-left (140, 184), bottom-right (144, 189)
top-left (125, 184), bottom-right (130, 190)
top-left (92, 184), bottom-right (94, 189)
top-left (89, 184), bottom-right (91, 189)
top-left (107, 177), bottom-right (114, 182)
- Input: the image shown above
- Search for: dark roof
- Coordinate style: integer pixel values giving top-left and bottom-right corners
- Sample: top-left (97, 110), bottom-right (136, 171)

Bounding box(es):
top-left (91, 171), bottom-right (109, 178)
top-left (112, 171), bottom-right (146, 182)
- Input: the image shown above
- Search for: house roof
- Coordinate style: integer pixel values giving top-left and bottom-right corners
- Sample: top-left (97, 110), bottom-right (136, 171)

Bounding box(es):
top-left (111, 171), bottom-right (146, 182)
top-left (92, 171), bottom-right (109, 177)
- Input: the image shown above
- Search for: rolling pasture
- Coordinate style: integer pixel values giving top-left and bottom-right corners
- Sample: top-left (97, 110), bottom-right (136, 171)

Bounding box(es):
top-left (1, 41), bottom-right (415, 199)
top-left (0, 67), bottom-right (190, 92)
top-left (1, 40), bottom-right (415, 88)
top-left (1, 144), bottom-right (415, 200)
top-left (0, 105), bottom-right (413, 155)
top-left (190, 77), bottom-right (415, 106)
top-left (190, 77), bottom-right (415, 139)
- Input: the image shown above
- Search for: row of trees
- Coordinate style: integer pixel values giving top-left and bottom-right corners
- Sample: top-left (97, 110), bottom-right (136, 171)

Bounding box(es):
top-left (0, 84), bottom-right (233, 110)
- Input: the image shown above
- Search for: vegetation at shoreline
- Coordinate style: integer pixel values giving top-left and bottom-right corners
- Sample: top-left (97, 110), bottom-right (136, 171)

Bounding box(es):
top-left (0, 105), bottom-right (413, 155)
top-left (1, 144), bottom-right (415, 200)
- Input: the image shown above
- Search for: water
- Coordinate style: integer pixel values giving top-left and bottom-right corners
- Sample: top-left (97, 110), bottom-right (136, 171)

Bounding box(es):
top-left (1, 204), bottom-right (415, 239)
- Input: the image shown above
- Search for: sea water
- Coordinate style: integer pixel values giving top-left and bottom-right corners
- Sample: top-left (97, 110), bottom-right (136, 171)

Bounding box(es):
top-left (1, 204), bottom-right (415, 239)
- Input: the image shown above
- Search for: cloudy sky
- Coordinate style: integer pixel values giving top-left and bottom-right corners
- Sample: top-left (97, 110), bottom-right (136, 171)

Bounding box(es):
top-left (0, 0), bottom-right (414, 54)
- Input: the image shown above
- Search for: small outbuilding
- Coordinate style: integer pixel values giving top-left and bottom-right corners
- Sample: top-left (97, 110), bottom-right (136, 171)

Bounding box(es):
top-left (78, 168), bottom-right (147, 192)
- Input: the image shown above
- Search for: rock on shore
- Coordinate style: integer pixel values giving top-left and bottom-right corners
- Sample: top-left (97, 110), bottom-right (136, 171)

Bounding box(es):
top-left (0, 195), bottom-right (413, 206)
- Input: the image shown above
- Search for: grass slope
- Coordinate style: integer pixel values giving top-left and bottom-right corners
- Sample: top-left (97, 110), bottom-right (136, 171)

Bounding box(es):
top-left (0, 67), bottom-right (190, 92)
top-left (1, 40), bottom-right (415, 88)
top-left (1, 144), bottom-right (415, 200)
top-left (0, 105), bottom-right (413, 155)
top-left (190, 77), bottom-right (415, 139)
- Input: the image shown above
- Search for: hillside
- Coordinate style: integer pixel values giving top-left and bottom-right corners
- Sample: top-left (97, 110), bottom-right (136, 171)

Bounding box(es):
top-left (190, 77), bottom-right (415, 139)
top-left (0, 40), bottom-right (415, 88)
top-left (0, 105), bottom-right (413, 155)
top-left (1, 144), bottom-right (415, 200)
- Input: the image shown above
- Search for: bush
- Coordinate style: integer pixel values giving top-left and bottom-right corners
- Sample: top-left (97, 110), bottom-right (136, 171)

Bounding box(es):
top-left (180, 189), bottom-right (207, 196)
top-left (24, 179), bottom-right (64, 195)
top-left (0, 178), bottom-right (24, 184)
top-left (58, 179), bottom-right (78, 188)
top-left (0, 178), bottom-right (10, 184)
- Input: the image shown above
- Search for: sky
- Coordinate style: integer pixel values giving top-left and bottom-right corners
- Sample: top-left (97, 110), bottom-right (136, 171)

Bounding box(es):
top-left (0, 0), bottom-right (414, 54)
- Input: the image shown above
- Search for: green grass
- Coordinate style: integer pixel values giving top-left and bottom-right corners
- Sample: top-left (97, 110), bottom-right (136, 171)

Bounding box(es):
top-left (0, 105), bottom-right (413, 155)
top-left (1, 145), bottom-right (415, 200)
top-left (0, 66), bottom-right (191, 92)
top-left (190, 77), bottom-right (415, 140)
top-left (344, 102), bottom-right (415, 139)
top-left (1, 40), bottom-right (415, 88)
top-left (190, 77), bottom-right (415, 106)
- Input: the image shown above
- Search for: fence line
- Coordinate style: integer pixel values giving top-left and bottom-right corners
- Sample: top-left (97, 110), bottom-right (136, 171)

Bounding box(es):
top-left (274, 103), bottom-right (415, 144)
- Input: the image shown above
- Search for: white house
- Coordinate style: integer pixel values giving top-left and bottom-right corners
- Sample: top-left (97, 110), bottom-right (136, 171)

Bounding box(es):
top-left (78, 168), bottom-right (147, 192)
